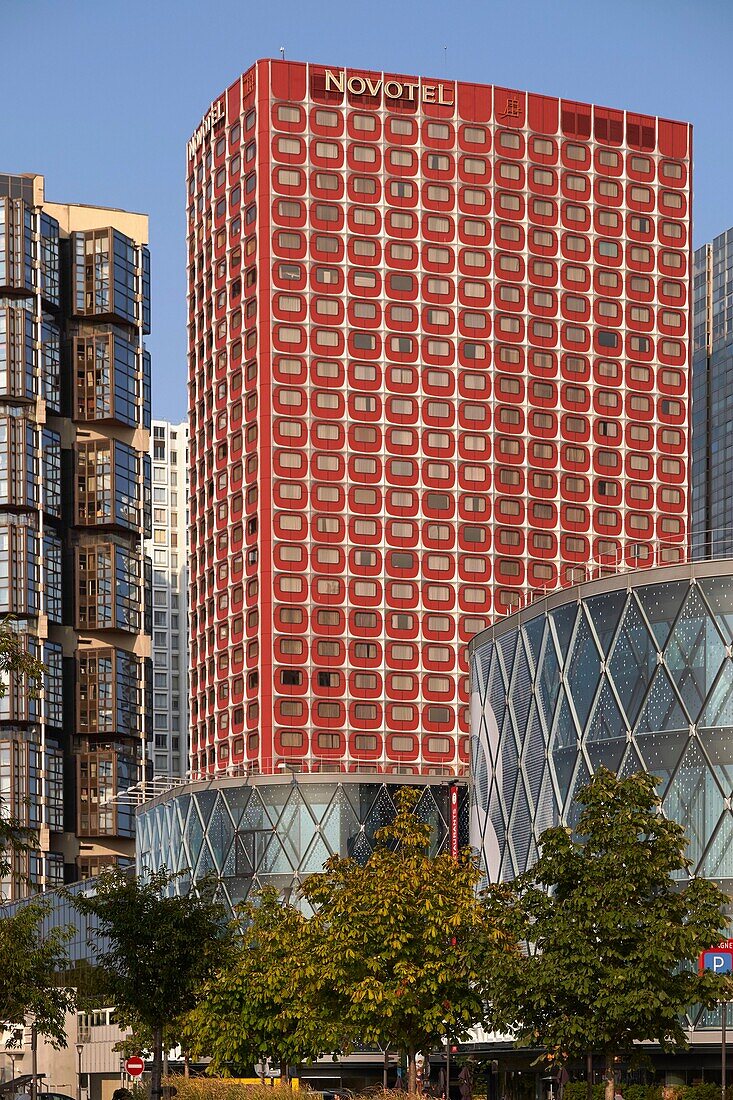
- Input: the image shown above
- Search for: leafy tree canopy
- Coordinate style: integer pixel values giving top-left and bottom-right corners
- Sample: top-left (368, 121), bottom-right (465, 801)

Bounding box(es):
top-left (194, 788), bottom-right (518, 1093)
top-left (189, 886), bottom-right (336, 1075)
top-left (487, 769), bottom-right (731, 1100)
top-left (302, 786), bottom-right (518, 1092)
top-left (71, 867), bottom-right (231, 1098)
top-left (0, 901), bottom-right (75, 1047)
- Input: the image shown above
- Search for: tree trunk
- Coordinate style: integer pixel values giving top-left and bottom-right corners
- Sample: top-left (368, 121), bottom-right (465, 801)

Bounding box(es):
top-left (183, 1053), bottom-right (190, 1080)
top-left (603, 1053), bottom-right (615, 1100)
top-left (586, 1054), bottom-right (593, 1100)
top-left (407, 1047), bottom-right (417, 1096)
top-left (151, 1024), bottom-right (163, 1100)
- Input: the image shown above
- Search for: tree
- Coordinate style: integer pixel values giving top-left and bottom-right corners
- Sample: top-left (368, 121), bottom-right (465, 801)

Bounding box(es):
top-left (302, 786), bottom-right (518, 1094)
top-left (0, 901), bottom-right (75, 1047)
top-left (189, 887), bottom-right (337, 1077)
top-left (71, 868), bottom-right (231, 1100)
top-left (487, 769), bottom-right (731, 1100)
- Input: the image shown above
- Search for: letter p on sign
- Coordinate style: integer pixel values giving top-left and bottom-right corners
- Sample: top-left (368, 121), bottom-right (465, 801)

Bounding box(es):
top-left (701, 950), bottom-right (733, 974)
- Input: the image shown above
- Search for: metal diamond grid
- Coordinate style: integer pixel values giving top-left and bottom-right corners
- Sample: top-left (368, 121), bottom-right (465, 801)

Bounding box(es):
top-left (137, 778), bottom-right (468, 913)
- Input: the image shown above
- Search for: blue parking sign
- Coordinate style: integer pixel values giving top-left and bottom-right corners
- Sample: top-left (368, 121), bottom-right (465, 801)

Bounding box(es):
top-left (701, 950), bottom-right (733, 974)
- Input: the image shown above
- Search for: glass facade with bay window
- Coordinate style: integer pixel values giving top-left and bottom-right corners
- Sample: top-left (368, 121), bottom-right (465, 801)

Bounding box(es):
top-left (0, 172), bottom-right (151, 900)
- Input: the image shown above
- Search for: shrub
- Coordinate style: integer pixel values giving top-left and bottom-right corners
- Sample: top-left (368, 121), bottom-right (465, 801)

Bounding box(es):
top-left (164, 1078), bottom-right (305, 1100)
top-left (563, 1082), bottom-right (729, 1100)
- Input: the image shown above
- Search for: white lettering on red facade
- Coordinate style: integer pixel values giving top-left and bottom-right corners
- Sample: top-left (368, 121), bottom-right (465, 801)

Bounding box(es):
top-left (187, 98), bottom-right (226, 160)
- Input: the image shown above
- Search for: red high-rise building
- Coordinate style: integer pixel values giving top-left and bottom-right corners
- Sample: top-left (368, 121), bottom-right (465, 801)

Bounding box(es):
top-left (187, 60), bottom-right (691, 780)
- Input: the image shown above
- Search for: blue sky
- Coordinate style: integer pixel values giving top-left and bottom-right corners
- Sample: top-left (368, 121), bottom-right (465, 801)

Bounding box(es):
top-left (2, 0), bottom-right (730, 421)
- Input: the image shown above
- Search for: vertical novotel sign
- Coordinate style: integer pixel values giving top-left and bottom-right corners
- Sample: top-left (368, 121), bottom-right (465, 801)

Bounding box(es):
top-left (187, 98), bottom-right (226, 159)
top-left (449, 785), bottom-right (460, 860)
top-left (324, 69), bottom-right (454, 105)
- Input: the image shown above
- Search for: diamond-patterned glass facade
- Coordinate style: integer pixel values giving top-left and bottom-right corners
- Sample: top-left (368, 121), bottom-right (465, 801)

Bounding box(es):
top-left (470, 562), bottom-right (733, 891)
top-left (136, 775), bottom-right (469, 911)
top-left (470, 561), bottom-right (733, 1034)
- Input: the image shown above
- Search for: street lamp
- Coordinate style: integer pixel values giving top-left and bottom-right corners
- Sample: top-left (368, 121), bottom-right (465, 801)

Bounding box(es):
top-left (8, 1052), bottom-right (17, 1085)
top-left (75, 1044), bottom-right (84, 1100)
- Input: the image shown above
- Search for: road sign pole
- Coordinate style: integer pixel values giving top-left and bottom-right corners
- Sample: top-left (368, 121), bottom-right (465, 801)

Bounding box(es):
top-left (446, 1040), bottom-right (450, 1100)
top-left (723, 1001), bottom-right (727, 1100)
top-left (30, 1023), bottom-right (37, 1100)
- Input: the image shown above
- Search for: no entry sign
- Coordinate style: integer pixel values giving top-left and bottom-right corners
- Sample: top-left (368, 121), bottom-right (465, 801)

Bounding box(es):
top-left (125, 1057), bottom-right (145, 1078)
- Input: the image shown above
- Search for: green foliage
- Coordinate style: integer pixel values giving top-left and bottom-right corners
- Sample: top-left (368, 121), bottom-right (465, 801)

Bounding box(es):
top-left (115, 1019), bottom-right (186, 1059)
top-left (674, 1087), bottom-right (727, 1100)
top-left (563, 1084), bottom-right (733, 1100)
top-left (562, 1087), bottom-right (609, 1100)
top-left (301, 786), bottom-right (518, 1088)
top-left (194, 788), bottom-right (517, 1092)
top-left (0, 900), bottom-right (75, 1046)
top-left (71, 867), bottom-right (231, 1035)
top-left (487, 769), bottom-right (731, 1072)
top-left (622, 1087), bottom-right (662, 1100)
top-left (163, 1078), bottom-right (302, 1100)
top-left (71, 867), bottom-right (231, 1097)
top-left (189, 886), bottom-right (334, 1072)
top-left (0, 617), bottom-right (44, 700)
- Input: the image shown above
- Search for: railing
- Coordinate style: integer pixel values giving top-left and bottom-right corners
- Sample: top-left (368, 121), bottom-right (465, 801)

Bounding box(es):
top-left (505, 529), bottom-right (733, 617)
top-left (104, 761), bottom-right (470, 806)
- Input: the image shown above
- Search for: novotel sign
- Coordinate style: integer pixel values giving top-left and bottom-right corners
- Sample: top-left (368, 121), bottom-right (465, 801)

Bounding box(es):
top-left (187, 99), bottom-right (226, 159)
top-left (323, 69), bottom-right (453, 105)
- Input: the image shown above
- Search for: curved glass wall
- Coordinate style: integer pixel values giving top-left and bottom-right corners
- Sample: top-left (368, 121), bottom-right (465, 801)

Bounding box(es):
top-left (470, 561), bottom-right (733, 895)
top-left (137, 774), bottom-right (469, 911)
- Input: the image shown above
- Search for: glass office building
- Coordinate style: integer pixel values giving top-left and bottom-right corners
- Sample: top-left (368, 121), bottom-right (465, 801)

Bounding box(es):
top-left (470, 557), bottom-right (733, 1052)
top-left (691, 227), bottom-right (733, 558)
top-left (145, 420), bottom-right (189, 778)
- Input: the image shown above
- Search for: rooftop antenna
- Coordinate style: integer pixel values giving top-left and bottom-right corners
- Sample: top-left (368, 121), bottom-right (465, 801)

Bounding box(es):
top-left (280, 46), bottom-right (285, 60)
top-left (444, 44), bottom-right (447, 75)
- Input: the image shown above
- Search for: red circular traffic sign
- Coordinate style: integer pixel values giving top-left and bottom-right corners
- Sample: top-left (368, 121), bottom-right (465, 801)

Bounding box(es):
top-left (125, 1057), bottom-right (145, 1078)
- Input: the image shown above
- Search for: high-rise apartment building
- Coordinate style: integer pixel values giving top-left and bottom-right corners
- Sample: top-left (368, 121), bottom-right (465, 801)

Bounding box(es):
top-left (691, 227), bottom-right (733, 557)
top-left (148, 419), bottom-right (188, 777)
top-left (0, 173), bottom-right (151, 898)
top-left (187, 61), bottom-right (691, 780)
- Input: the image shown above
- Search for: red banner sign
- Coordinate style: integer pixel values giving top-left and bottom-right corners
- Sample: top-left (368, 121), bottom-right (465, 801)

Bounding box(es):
top-left (449, 785), bottom-right (459, 860)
